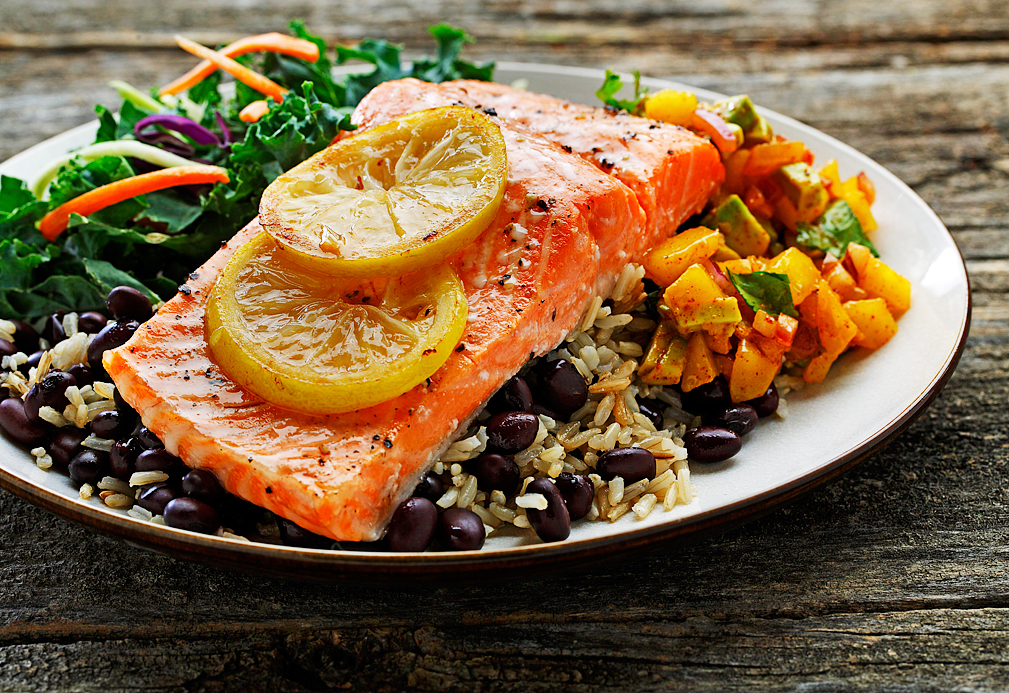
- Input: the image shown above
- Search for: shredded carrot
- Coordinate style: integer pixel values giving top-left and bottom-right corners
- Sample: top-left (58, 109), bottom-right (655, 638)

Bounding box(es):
top-left (38, 165), bottom-right (230, 241)
top-left (239, 100), bottom-right (271, 123)
top-left (159, 32), bottom-right (319, 97)
top-left (174, 35), bottom-right (289, 104)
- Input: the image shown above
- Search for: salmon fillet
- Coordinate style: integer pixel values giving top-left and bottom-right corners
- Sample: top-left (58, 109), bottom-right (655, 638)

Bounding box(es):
top-left (353, 78), bottom-right (724, 256)
top-left (105, 82), bottom-right (724, 542)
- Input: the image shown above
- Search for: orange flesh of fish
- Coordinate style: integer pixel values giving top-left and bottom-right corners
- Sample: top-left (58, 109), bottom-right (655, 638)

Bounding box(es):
top-left (104, 80), bottom-right (724, 542)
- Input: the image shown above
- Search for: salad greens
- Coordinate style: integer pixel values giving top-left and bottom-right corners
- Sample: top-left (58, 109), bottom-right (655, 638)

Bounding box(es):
top-left (0, 23), bottom-right (493, 322)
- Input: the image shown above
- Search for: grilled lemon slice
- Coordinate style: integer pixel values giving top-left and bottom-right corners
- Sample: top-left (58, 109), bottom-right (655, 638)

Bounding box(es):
top-left (207, 232), bottom-right (468, 414)
top-left (259, 105), bottom-right (507, 277)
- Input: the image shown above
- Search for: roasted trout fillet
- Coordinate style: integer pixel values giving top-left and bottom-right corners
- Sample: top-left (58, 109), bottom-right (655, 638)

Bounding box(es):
top-left (105, 80), bottom-right (723, 542)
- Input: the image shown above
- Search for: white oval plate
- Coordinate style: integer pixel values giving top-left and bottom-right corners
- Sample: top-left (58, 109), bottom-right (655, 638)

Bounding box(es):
top-left (0, 63), bottom-right (970, 581)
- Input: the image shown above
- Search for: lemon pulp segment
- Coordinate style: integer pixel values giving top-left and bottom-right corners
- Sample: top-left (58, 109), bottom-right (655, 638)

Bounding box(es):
top-left (259, 105), bottom-right (508, 277)
top-left (207, 232), bottom-right (468, 414)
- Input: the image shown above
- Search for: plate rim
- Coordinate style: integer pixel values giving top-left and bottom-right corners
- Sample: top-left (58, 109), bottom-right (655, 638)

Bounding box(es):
top-left (0, 61), bottom-right (972, 582)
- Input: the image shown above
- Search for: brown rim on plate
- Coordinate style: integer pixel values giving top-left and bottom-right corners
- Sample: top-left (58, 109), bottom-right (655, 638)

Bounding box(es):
top-left (0, 63), bottom-right (973, 583)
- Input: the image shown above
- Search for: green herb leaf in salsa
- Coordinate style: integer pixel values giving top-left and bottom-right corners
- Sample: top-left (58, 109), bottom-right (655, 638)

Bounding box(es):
top-left (728, 270), bottom-right (800, 318)
top-left (796, 199), bottom-right (878, 258)
top-left (595, 70), bottom-right (647, 116)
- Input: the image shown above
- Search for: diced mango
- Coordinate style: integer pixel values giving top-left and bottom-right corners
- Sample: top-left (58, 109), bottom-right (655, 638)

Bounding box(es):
top-left (803, 349), bottom-right (840, 383)
top-left (741, 140), bottom-right (808, 177)
top-left (856, 171), bottom-right (875, 205)
top-left (681, 332), bottom-right (719, 392)
top-left (844, 242), bottom-right (873, 278)
top-left (822, 261), bottom-right (858, 302)
top-left (723, 149), bottom-right (750, 195)
top-left (730, 337), bottom-right (780, 402)
top-left (818, 159), bottom-right (841, 191)
top-left (849, 250), bottom-right (912, 317)
top-left (764, 246), bottom-right (820, 306)
top-left (643, 226), bottom-right (722, 286)
top-left (839, 177), bottom-right (877, 232)
top-left (704, 324), bottom-right (735, 355)
top-left (816, 280), bottom-right (858, 354)
top-left (645, 89), bottom-right (698, 126)
top-left (843, 298), bottom-right (898, 350)
top-left (639, 323), bottom-right (688, 385)
top-left (752, 309), bottom-right (778, 338)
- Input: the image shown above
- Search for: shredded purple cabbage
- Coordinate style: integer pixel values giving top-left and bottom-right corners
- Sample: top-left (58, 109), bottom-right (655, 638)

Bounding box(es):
top-left (135, 114), bottom-right (224, 156)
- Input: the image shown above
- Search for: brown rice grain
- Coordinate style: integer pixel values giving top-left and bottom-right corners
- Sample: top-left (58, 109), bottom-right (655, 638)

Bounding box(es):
top-left (632, 493), bottom-right (657, 519)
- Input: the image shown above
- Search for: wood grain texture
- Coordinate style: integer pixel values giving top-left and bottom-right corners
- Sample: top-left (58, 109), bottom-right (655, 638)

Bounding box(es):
top-left (0, 0), bottom-right (1008, 690)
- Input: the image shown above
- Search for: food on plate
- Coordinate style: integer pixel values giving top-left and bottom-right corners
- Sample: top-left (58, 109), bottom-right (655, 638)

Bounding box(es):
top-left (0, 24), bottom-right (910, 554)
top-left (102, 80), bottom-right (723, 542)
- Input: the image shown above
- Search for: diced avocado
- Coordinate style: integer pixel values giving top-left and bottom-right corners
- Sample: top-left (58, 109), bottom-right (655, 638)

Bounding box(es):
top-left (703, 194), bottom-right (770, 257)
top-left (775, 163), bottom-right (829, 219)
top-left (672, 297), bottom-right (743, 333)
top-left (639, 323), bottom-right (688, 385)
top-left (744, 114), bottom-right (774, 145)
top-left (714, 95), bottom-right (774, 144)
top-left (713, 95), bottom-right (759, 131)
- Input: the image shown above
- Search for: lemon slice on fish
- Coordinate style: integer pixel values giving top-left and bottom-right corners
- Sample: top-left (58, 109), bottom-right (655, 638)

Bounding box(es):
top-left (207, 232), bottom-right (468, 414)
top-left (259, 105), bottom-right (508, 277)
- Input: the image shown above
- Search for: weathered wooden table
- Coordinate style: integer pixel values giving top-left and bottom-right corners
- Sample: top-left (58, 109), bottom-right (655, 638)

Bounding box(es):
top-left (1, 1), bottom-right (1006, 690)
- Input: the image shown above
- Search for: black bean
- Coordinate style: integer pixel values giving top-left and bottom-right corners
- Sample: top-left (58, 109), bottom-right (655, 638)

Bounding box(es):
top-left (708, 403), bottom-right (758, 436)
top-left (10, 320), bottom-right (39, 353)
top-left (135, 448), bottom-right (183, 475)
top-left (412, 472), bottom-right (445, 502)
top-left (90, 409), bottom-right (134, 439)
top-left (679, 375), bottom-right (731, 416)
top-left (636, 397), bottom-right (665, 429)
top-left (278, 518), bottom-right (329, 548)
top-left (524, 478), bottom-right (571, 542)
top-left (86, 320), bottom-right (140, 367)
top-left (113, 387), bottom-right (133, 414)
top-left (23, 370), bottom-right (77, 423)
top-left (485, 410), bottom-right (538, 454)
top-left (471, 452), bottom-right (520, 495)
top-left (683, 425), bottom-right (742, 463)
top-left (76, 311), bottom-right (108, 334)
top-left (436, 508), bottom-right (485, 551)
top-left (106, 286), bottom-right (153, 322)
top-left (488, 375), bottom-right (534, 414)
top-left (182, 468), bottom-right (226, 506)
top-left (554, 473), bottom-right (594, 520)
top-left (0, 340), bottom-right (17, 358)
top-left (538, 359), bottom-right (588, 419)
top-left (136, 426), bottom-right (164, 449)
top-left (0, 398), bottom-right (52, 446)
top-left (19, 350), bottom-right (45, 376)
top-left (49, 427), bottom-right (90, 467)
top-left (385, 497), bottom-right (438, 552)
top-left (41, 313), bottom-right (66, 345)
top-left (164, 498), bottom-right (220, 534)
top-left (596, 447), bottom-right (656, 483)
top-left (746, 382), bottom-right (780, 418)
top-left (110, 437), bottom-right (142, 480)
top-left (67, 363), bottom-right (94, 387)
top-left (68, 449), bottom-right (110, 486)
top-left (137, 483), bottom-right (181, 515)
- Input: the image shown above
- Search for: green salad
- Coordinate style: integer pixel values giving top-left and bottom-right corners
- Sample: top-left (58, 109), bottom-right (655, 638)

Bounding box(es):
top-left (0, 22), bottom-right (493, 322)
